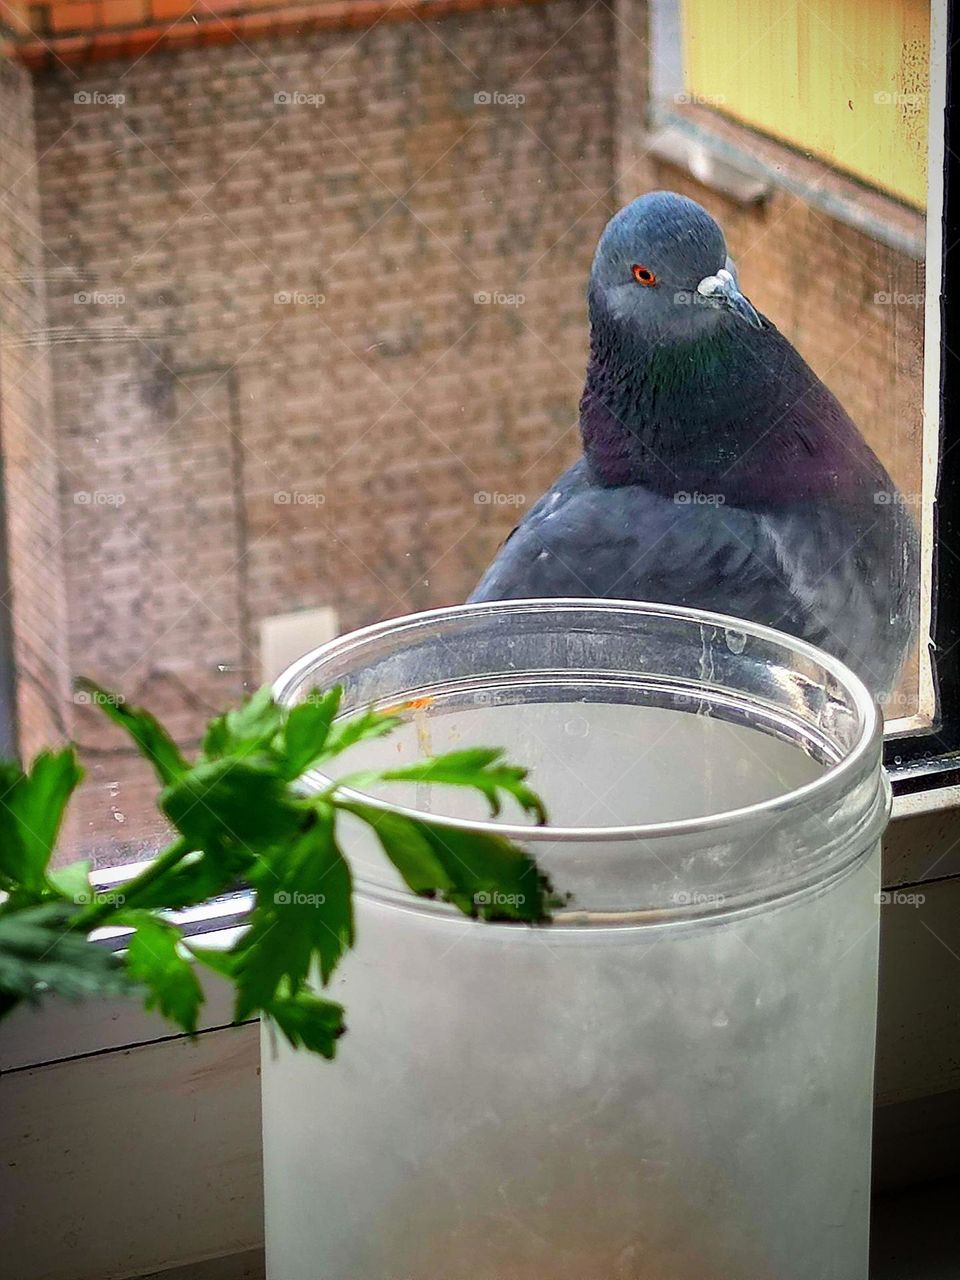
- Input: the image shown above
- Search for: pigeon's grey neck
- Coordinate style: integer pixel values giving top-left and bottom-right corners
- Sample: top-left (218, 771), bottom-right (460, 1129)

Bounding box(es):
top-left (579, 288), bottom-right (863, 505)
top-left (581, 292), bottom-right (750, 491)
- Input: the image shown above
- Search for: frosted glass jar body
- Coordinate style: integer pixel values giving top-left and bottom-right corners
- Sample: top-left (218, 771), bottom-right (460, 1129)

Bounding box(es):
top-left (263, 601), bottom-right (889, 1280)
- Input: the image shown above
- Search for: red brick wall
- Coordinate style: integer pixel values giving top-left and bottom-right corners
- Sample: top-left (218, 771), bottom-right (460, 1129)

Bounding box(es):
top-left (29, 0), bottom-right (617, 860)
top-left (6, 0), bottom-right (557, 66)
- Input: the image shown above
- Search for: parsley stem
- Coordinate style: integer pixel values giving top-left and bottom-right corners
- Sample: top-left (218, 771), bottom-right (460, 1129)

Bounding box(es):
top-left (73, 835), bottom-right (193, 929)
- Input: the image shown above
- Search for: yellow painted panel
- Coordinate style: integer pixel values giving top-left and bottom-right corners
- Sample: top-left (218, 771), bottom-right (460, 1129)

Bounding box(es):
top-left (681, 0), bottom-right (930, 209)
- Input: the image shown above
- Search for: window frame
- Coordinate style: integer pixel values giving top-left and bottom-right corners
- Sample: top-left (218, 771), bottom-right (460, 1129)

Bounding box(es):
top-left (884, 0), bottom-right (960, 799)
top-left (2, 14), bottom-right (960, 1275)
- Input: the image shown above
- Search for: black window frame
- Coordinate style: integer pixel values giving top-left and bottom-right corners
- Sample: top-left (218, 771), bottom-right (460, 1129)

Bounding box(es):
top-left (887, 2), bottom-right (960, 799)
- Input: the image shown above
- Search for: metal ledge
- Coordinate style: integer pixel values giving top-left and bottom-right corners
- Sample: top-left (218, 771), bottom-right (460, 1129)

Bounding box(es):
top-left (647, 110), bottom-right (926, 259)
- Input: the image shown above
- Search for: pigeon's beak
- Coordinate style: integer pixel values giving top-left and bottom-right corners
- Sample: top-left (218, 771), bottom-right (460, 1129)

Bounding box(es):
top-left (696, 268), bottom-right (763, 329)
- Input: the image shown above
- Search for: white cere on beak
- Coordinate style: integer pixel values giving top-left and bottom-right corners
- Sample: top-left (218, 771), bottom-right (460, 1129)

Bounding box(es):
top-left (696, 267), bottom-right (734, 297)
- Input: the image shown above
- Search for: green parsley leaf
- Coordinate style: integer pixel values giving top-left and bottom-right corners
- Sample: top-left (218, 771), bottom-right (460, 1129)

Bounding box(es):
top-left (116, 850), bottom-right (239, 913)
top-left (412, 821), bottom-right (553, 921)
top-left (202, 685), bottom-right (283, 762)
top-left (319, 704), bottom-right (402, 761)
top-left (77, 680), bottom-right (187, 786)
top-left (338, 801), bottom-right (453, 896)
top-left (233, 804), bottom-right (353, 1018)
top-left (0, 678), bottom-right (555, 1057)
top-left (161, 758), bottom-right (305, 864)
top-left (262, 987), bottom-right (345, 1057)
top-left (0, 749), bottom-right (83, 893)
top-left (280, 687), bottom-right (343, 779)
top-left (0, 902), bottom-right (129, 1008)
top-left (46, 859), bottom-right (93, 905)
top-left (358, 747), bottom-right (547, 823)
top-left (121, 911), bottom-right (204, 1034)
top-left (344, 800), bottom-right (552, 922)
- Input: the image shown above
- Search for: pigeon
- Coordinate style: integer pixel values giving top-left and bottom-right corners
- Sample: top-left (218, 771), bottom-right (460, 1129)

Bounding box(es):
top-left (469, 191), bottom-right (919, 698)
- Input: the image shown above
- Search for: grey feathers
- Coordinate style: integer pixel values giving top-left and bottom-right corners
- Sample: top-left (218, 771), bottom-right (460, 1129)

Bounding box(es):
top-left (469, 193), bottom-right (919, 697)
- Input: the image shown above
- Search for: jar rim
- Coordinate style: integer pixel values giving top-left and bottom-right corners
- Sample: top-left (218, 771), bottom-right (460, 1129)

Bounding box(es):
top-left (273, 599), bottom-right (884, 845)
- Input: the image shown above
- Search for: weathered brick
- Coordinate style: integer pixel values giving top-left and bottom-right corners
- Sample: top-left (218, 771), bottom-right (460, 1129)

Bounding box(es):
top-left (49, 1), bottom-right (100, 31)
top-left (101, 0), bottom-right (147, 26)
top-left (146, 0), bottom-right (194, 16)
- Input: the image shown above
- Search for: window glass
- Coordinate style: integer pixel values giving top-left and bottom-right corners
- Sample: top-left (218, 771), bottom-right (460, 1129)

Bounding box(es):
top-left (0, 0), bottom-right (943, 868)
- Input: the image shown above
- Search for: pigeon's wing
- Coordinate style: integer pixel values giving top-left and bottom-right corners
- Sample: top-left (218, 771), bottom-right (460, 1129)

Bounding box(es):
top-left (469, 463), bottom-right (811, 637)
top-left (473, 459), bottom-right (591, 573)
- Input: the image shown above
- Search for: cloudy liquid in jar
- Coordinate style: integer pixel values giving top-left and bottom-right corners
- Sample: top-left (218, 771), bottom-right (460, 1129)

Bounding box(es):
top-left (333, 694), bottom-right (826, 826)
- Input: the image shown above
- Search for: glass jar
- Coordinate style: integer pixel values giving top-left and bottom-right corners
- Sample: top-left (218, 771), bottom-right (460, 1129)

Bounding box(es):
top-left (264, 600), bottom-right (889, 1280)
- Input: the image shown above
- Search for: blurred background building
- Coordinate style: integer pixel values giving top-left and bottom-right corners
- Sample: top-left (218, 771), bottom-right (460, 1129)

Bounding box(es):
top-left (0, 0), bottom-right (929, 862)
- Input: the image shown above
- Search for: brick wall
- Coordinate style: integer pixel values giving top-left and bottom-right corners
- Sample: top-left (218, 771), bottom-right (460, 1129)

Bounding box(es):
top-left (0, 54), bottom-right (72, 761)
top-left (30, 0), bottom-right (617, 859)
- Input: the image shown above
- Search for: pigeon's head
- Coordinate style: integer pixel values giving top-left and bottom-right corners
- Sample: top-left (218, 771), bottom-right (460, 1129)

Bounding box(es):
top-left (588, 191), bottom-right (762, 340)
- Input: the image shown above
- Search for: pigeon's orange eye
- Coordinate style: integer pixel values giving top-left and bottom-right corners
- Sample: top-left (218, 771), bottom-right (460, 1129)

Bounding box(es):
top-left (632, 264), bottom-right (656, 286)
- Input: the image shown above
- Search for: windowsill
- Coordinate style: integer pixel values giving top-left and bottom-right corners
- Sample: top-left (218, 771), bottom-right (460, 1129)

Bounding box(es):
top-left (871, 1176), bottom-right (960, 1278)
top-left (104, 1191), bottom-right (960, 1280)
top-left (2, 795), bottom-right (954, 1075)
top-left (5, 881), bottom-right (960, 1278)
top-left (647, 101), bottom-right (926, 260)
